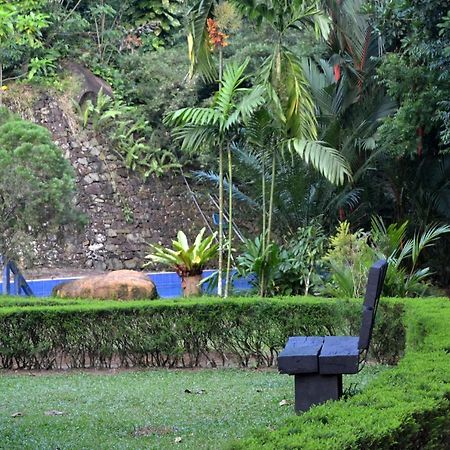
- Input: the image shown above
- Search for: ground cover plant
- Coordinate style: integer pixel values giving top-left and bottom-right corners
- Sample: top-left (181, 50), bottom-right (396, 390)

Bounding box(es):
top-left (0, 366), bottom-right (386, 450)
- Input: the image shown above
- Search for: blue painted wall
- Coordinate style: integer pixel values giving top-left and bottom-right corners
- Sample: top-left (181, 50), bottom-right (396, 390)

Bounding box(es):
top-left (0, 270), bottom-right (252, 298)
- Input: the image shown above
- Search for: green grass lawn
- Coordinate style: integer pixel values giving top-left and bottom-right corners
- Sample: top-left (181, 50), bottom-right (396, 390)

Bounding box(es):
top-left (0, 366), bottom-right (388, 450)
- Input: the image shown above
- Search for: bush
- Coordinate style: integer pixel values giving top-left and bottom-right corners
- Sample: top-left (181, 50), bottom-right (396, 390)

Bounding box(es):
top-left (227, 297), bottom-right (450, 450)
top-left (0, 296), bottom-right (404, 369)
top-left (0, 108), bottom-right (84, 261)
top-left (322, 219), bottom-right (450, 297)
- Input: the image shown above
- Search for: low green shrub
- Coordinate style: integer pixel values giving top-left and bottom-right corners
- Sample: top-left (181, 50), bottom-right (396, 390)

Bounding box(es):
top-left (227, 298), bottom-right (450, 450)
top-left (0, 296), bottom-right (404, 369)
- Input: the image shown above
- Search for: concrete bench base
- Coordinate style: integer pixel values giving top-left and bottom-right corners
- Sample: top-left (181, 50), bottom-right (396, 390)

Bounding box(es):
top-left (295, 373), bottom-right (343, 412)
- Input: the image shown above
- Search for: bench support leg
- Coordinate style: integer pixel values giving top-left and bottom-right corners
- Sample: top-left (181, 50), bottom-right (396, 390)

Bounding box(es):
top-left (294, 373), bottom-right (342, 412)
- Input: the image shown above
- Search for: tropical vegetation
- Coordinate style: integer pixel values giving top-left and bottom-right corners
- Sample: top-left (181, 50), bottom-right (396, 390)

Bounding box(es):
top-left (1, 3), bottom-right (450, 450)
top-left (0, 0), bottom-right (448, 295)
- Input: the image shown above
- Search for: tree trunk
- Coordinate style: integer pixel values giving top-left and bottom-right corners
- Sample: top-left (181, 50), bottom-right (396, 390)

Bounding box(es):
top-left (266, 150), bottom-right (277, 247)
top-left (217, 47), bottom-right (224, 297)
top-left (181, 274), bottom-right (202, 297)
top-left (224, 143), bottom-right (233, 297)
top-left (218, 146), bottom-right (224, 297)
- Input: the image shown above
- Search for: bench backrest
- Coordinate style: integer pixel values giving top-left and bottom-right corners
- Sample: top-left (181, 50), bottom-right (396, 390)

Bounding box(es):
top-left (358, 259), bottom-right (388, 351)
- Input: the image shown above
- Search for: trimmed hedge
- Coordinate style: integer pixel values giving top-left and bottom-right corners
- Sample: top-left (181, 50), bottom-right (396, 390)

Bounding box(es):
top-left (0, 296), bottom-right (404, 369)
top-left (227, 298), bottom-right (450, 450)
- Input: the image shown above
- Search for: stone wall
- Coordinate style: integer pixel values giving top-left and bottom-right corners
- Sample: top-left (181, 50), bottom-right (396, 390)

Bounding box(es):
top-left (4, 87), bottom-right (255, 271)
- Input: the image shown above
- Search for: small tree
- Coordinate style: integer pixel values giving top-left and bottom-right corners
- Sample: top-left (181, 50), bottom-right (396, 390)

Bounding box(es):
top-left (0, 108), bottom-right (84, 263)
top-left (164, 59), bottom-right (265, 297)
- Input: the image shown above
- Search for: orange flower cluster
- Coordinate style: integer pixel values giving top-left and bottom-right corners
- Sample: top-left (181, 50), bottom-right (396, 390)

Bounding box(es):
top-left (207, 18), bottom-right (229, 49)
top-left (123, 34), bottom-right (143, 50)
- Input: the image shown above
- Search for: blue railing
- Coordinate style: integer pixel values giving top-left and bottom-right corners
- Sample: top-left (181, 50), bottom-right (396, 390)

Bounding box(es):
top-left (1, 258), bottom-right (34, 296)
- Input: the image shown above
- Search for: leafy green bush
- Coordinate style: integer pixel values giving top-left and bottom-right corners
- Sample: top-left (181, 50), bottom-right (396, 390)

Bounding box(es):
top-left (276, 223), bottom-right (327, 296)
top-left (322, 218), bottom-right (450, 297)
top-left (227, 297), bottom-right (450, 450)
top-left (237, 224), bottom-right (327, 297)
top-left (322, 221), bottom-right (375, 297)
top-left (119, 45), bottom-right (199, 128)
top-left (0, 107), bottom-right (84, 261)
top-left (0, 296), bottom-right (404, 369)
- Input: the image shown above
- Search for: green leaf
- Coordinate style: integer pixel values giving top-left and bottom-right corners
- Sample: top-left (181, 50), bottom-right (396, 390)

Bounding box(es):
top-left (285, 139), bottom-right (352, 185)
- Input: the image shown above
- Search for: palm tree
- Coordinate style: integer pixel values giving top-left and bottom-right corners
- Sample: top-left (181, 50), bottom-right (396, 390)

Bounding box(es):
top-left (232, 0), bottom-right (351, 249)
top-left (185, 1), bottom-right (351, 296)
top-left (302, 0), bottom-right (396, 226)
top-left (164, 59), bottom-right (265, 296)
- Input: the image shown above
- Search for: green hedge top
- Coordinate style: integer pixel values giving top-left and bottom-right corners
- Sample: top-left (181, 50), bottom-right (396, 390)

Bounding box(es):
top-left (228, 297), bottom-right (450, 450)
top-left (0, 295), bottom-right (404, 370)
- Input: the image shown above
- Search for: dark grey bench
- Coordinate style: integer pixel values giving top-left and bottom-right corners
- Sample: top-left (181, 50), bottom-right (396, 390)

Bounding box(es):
top-left (278, 259), bottom-right (388, 412)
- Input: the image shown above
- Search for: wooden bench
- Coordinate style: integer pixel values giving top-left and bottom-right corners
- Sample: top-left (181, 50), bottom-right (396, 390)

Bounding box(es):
top-left (278, 259), bottom-right (388, 412)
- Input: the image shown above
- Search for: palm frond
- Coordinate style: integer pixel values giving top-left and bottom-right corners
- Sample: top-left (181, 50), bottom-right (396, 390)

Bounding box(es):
top-left (216, 59), bottom-right (249, 118)
top-left (371, 215), bottom-right (408, 258)
top-left (284, 139), bottom-right (352, 185)
top-left (244, 108), bottom-right (276, 149)
top-left (172, 125), bottom-right (217, 152)
top-left (411, 224), bottom-right (450, 266)
top-left (282, 49), bottom-right (318, 140)
top-left (164, 107), bottom-right (221, 127)
top-left (236, 85), bottom-right (267, 120)
top-left (193, 169), bottom-right (259, 207)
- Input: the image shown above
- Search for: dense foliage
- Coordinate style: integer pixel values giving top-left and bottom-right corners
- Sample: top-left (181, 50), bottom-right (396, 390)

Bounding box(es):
top-left (236, 218), bottom-right (450, 298)
top-left (0, 108), bottom-right (83, 261)
top-left (0, 296), bottom-right (403, 369)
top-left (1, 0), bottom-right (450, 289)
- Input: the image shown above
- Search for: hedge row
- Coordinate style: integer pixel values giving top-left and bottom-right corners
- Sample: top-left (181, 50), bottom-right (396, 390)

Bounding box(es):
top-left (228, 298), bottom-right (450, 450)
top-left (0, 296), bottom-right (404, 369)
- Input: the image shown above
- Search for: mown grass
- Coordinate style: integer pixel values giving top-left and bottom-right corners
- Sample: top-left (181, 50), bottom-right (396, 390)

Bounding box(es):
top-left (0, 366), bottom-right (388, 450)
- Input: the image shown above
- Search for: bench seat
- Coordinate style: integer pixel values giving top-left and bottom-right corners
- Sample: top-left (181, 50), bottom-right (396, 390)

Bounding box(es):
top-left (319, 336), bottom-right (359, 374)
top-left (279, 336), bottom-right (359, 375)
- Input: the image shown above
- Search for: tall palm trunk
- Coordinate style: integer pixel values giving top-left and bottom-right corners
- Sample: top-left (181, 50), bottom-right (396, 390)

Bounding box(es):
top-left (217, 48), bottom-right (224, 297)
top-left (225, 142), bottom-right (233, 297)
top-left (266, 149), bottom-right (276, 245)
top-left (218, 146), bottom-right (224, 297)
top-left (260, 148), bottom-right (266, 297)
top-left (261, 38), bottom-right (282, 297)
top-left (265, 39), bottom-right (282, 251)
top-left (261, 148), bottom-right (267, 245)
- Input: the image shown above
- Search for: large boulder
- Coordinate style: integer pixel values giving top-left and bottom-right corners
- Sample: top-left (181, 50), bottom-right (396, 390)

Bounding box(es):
top-left (52, 270), bottom-right (158, 300)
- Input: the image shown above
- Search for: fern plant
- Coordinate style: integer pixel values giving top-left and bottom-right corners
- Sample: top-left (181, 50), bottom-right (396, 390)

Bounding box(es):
top-left (77, 88), bottom-right (127, 130)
